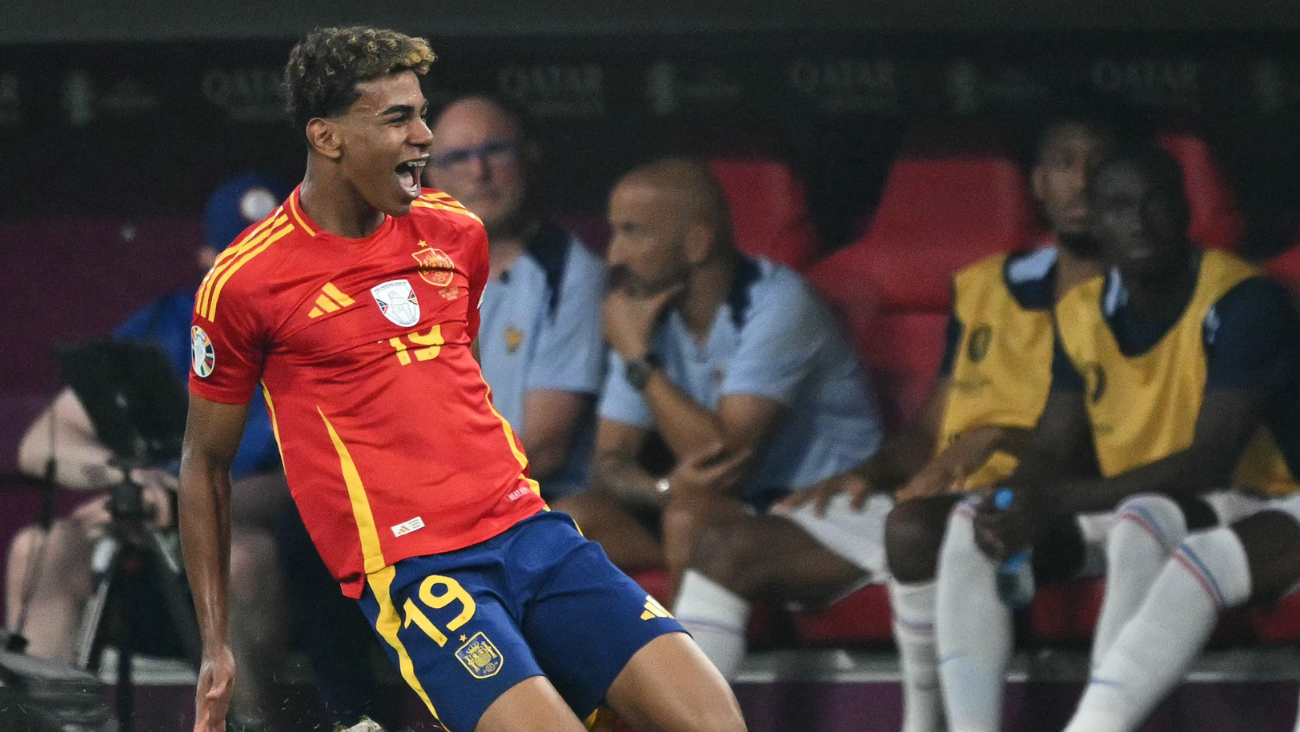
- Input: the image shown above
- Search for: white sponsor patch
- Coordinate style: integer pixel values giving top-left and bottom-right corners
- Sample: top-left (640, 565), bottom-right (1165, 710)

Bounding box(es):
top-left (371, 279), bottom-right (420, 327)
top-left (391, 516), bottom-right (425, 537)
top-left (191, 326), bottom-right (215, 378)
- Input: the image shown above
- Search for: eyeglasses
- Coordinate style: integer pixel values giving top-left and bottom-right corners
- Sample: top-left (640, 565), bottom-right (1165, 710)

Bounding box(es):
top-left (430, 139), bottom-right (520, 174)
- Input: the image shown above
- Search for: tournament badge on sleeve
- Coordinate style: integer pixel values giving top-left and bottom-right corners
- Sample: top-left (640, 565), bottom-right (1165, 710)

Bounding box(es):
top-left (371, 279), bottom-right (421, 327)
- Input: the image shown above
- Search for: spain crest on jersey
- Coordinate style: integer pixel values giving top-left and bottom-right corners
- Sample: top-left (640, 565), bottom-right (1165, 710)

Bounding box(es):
top-left (454, 632), bottom-right (504, 679)
top-left (412, 244), bottom-right (456, 287)
top-left (371, 279), bottom-right (421, 327)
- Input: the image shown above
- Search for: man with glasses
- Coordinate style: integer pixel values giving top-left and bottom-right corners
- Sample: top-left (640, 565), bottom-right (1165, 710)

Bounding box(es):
top-left (424, 95), bottom-right (606, 499)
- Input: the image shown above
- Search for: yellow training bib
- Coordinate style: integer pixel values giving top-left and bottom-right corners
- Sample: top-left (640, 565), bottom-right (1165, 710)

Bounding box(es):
top-left (1054, 249), bottom-right (1297, 496)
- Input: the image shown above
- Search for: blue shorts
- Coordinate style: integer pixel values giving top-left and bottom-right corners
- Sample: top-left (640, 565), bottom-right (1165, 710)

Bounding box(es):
top-left (356, 511), bottom-right (684, 732)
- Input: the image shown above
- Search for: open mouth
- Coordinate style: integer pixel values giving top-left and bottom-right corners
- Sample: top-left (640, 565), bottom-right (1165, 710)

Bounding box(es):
top-left (395, 157), bottom-right (428, 199)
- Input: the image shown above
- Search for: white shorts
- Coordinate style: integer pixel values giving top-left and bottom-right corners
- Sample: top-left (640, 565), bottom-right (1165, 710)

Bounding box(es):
top-left (772, 492), bottom-right (895, 580)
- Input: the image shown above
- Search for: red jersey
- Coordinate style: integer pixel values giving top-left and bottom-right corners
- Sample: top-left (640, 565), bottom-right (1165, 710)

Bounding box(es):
top-left (189, 186), bottom-right (546, 598)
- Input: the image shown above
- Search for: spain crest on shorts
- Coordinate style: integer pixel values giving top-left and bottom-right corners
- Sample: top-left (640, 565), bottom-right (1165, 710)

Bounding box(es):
top-left (454, 632), bottom-right (504, 679)
top-left (371, 279), bottom-right (421, 327)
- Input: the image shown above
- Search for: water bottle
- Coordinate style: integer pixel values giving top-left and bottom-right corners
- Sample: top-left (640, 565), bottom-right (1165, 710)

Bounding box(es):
top-left (992, 488), bottom-right (1035, 608)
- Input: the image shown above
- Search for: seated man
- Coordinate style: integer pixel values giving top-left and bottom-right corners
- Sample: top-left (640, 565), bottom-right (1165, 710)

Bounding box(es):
top-left (426, 94), bottom-right (605, 499)
top-left (672, 108), bottom-right (1112, 693)
top-left (555, 157), bottom-right (885, 585)
top-left (5, 173), bottom-right (290, 730)
top-left (927, 143), bottom-right (1300, 732)
top-left (1056, 159), bottom-right (1300, 732)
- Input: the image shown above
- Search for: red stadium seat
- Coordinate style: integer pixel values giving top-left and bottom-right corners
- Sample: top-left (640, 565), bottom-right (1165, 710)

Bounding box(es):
top-left (708, 158), bottom-right (822, 271)
top-left (1156, 130), bottom-right (1245, 252)
top-left (791, 583), bottom-right (894, 645)
top-left (1265, 240), bottom-right (1300, 297)
top-left (1251, 590), bottom-right (1300, 643)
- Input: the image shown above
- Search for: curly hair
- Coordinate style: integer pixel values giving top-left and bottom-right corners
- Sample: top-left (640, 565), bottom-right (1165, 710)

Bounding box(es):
top-left (284, 26), bottom-right (437, 130)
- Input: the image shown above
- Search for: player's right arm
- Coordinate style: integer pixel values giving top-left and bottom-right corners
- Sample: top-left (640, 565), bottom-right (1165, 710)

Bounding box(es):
top-left (179, 393), bottom-right (250, 732)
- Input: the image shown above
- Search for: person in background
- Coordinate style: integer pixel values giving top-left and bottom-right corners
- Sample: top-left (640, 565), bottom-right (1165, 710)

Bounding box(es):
top-left (556, 157), bottom-right (885, 595)
top-left (5, 173), bottom-right (292, 731)
top-left (932, 143), bottom-right (1300, 732)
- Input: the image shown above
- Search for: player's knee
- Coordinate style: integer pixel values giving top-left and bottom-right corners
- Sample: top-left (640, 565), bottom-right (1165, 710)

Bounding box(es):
top-left (885, 500), bottom-right (950, 583)
top-left (1113, 494), bottom-right (1188, 555)
top-left (690, 523), bottom-right (767, 600)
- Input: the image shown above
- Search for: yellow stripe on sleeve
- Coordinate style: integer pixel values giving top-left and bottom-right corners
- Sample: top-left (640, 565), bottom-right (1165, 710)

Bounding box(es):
top-left (196, 211), bottom-right (286, 314)
top-left (366, 566), bottom-right (443, 724)
top-left (318, 408), bottom-right (386, 574)
top-left (205, 223), bottom-right (294, 321)
top-left (259, 382), bottom-right (285, 465)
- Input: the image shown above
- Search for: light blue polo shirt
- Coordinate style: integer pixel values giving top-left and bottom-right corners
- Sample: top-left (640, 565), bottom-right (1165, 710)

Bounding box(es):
top-left (478, 224), bottom-right (606, 498)
top-left (599, 255), bottom-right (884, 509)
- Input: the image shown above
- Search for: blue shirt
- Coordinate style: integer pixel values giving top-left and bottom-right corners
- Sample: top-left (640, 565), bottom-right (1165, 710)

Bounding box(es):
top-left (478, 225), bottom-right (606, 498)
top-left (113, 290), bottom-right (280, 480)
top-left (599, 256), bottom-right (885, 508)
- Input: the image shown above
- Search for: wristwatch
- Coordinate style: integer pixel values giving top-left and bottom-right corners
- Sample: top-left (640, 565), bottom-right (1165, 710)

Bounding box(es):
top-left (625, 352), bottom-right (662, 392)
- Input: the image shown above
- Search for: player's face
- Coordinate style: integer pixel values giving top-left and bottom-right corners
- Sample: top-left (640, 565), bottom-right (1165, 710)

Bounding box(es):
top-left (335, 71), bottom-right (432, 217)
top-left (1090, 161), bottom-right (1190, 282)
top-left (1032, 123), bottom-right (1104, 239)
top-left (606, 181), bottom-right (692, 297)
top-left (426, 100), bottom-right (528, 238)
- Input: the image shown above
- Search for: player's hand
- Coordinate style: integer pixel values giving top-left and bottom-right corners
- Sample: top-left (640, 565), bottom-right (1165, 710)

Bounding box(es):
top-left (193, 645), bottom-right (236, 732)
top-left (602, 284), bottom-right (683, 361)
top-left (973, 486), bottom-right (1043, 561)
top-left (897, 426), bottom-right (1004, 502)
top-left (665, 443), bottom-right (752, 502)
top-left (774, 469), bottom-right (871, 516)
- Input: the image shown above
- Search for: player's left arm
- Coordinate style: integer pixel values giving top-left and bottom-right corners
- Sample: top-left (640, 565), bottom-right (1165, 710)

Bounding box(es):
top-left (1048, 278), bottom-right (1300, 516)
top-left (179, 394), bottom-right (250, 732)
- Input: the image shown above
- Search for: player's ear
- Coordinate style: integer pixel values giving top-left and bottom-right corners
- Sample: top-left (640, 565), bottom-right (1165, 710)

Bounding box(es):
top-left (306, 118), bottom-right (343, 160)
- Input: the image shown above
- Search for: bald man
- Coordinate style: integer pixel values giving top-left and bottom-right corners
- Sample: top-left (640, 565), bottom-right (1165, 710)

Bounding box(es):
top-left (424, 95), bottom-right (606, 498)
top-left (555, 158), bottom-right (886, 612)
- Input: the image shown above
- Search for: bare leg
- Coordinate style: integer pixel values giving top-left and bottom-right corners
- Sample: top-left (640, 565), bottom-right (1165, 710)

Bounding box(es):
top-left (661, 496), bottom-right (746, 594)
top-left (605, 633), bottom-right (747, 732)
top-left (18, 519), bottom-right (95, 663)
top-left (475, 676), bottom-right (587, 732)
top-left (691, 514), bottom-right (865, 605)
top-left (553, 493), bottom-right (664, 572)
top-left (5, 525), bottom-right (46, 630)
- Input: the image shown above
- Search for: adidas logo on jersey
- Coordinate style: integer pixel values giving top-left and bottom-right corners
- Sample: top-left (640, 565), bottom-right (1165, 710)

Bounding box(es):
top-left (640, 595), bottom-right (674, 620)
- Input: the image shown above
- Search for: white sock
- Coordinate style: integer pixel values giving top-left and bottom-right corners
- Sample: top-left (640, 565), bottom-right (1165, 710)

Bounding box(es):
top-left (1065, 527), bottom-right (1252, 732)
top-left (1092, 495), bottom-right (1189, 667)
top-left (935, 502), bottom-right (1013, 732)
top-left (890, 579), bottom-right (943, 732)
top-left (673, 569), bottom-right (751, 680)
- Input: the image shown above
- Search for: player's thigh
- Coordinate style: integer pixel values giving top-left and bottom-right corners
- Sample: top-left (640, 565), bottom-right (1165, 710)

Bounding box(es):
top-left (476, 676), bottom-right (588, 732)
top-left (357, 564), bottom-right (544, 732)
top-left (521, 528), bottom-right (683, 722)
top-left (717, 496), bottom-right (881, 605)
top-left (605, 633), bottom-right (745, 732)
